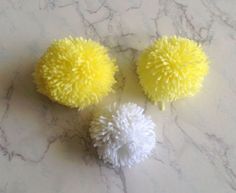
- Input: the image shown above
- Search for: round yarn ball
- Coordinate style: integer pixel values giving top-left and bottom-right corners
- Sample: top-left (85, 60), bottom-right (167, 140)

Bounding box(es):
top-left (34, 37), bottom-right (117, 109)
top-left (137, 36), bottom-right (209, 110)
top-left (90, 103), bottom-right (156, 168)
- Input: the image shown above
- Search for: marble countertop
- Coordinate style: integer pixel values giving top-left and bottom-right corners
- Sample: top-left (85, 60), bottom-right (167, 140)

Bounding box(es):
top-left (1, 0), bottom-right (236, 192)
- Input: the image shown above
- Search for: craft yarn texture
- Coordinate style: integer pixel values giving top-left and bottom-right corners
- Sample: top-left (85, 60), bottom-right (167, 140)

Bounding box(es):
top-left (90, 103), bottom-right (156, 168)
top-left (34, 37), bottom-right (117, 109)
top-left (137, 36), bottom-right (209, 110)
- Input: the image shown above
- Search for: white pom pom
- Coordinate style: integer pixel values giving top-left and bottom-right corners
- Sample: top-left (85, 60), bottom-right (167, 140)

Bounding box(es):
top-left (89, 103), bottom-right (156, 168)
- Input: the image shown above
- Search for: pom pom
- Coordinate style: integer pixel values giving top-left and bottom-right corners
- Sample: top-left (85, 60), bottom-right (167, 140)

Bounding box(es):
top-left (137, 36), bottom-right (209, 110)
top-left (34, 37), bottom-right (117, 109)
top-left (90, 103), bottom-right (156, 168)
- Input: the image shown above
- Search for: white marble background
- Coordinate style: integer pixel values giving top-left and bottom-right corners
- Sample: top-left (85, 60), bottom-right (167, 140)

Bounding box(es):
top-left (0, 0), bottom-right (236, 192)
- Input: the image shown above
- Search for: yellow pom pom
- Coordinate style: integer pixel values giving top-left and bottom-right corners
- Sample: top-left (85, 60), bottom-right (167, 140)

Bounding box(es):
top-left (137, 36), bottom-right (209, 110)
top-left (34, 37), bottom-right (117, 109)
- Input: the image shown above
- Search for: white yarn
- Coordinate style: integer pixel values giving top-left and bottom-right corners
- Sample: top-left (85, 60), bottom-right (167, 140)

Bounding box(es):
top-left (89, 103), bottom-right (156, 168)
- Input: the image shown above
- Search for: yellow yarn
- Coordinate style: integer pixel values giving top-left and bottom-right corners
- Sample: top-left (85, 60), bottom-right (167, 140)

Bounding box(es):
top-left (137, 36), bottom-right (209, 110)
top-left (34, 37), bottom-right (117, 109)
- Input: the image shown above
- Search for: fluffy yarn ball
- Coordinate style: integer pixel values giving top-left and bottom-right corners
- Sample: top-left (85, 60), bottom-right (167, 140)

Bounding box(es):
top-left (34, 37), bottom-right (117, 108)
top-left (137, 36), bottom-right (209, 110)
top-left (90, 103), bottom-right (156, 168)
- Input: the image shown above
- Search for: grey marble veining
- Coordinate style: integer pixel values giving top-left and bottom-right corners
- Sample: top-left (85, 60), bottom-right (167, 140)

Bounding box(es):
top-left (0, 0), bottom-right (236, 192)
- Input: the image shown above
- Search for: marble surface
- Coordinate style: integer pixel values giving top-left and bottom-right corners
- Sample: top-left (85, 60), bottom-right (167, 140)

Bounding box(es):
top-left (0, 0), bottom-right (236, 192)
